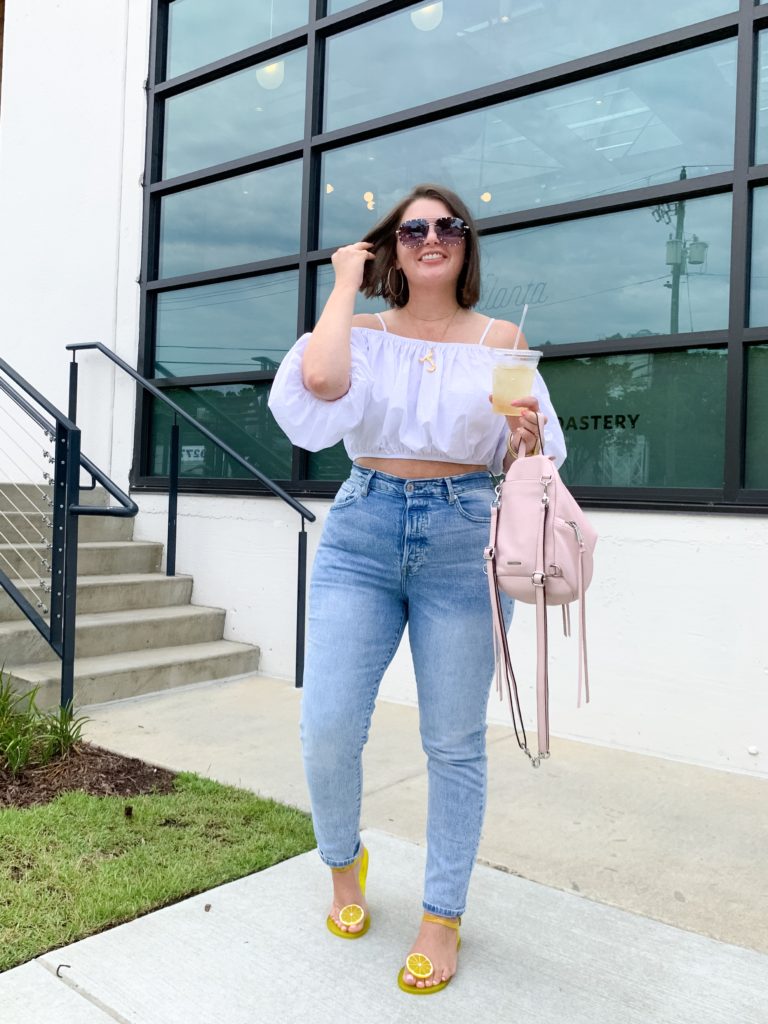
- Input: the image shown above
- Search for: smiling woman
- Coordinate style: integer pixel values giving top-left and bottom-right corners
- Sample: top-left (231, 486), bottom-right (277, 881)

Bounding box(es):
top-left (267, 182), bottom-right (566, 993)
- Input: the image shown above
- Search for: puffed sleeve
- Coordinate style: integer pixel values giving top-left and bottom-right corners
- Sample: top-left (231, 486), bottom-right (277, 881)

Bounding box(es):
top-left (267, 333), bottom-right (373, 451)
top-left (533, 371), bottom-right (567, 468)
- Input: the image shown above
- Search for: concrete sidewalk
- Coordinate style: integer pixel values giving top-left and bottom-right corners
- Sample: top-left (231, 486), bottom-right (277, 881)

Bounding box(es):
top-left (2, 672), bottom-right (768, 1023)
top-left (4, 829), bottom-right (767, 1024)
top-left (80, 672), bottom-right (768, 954)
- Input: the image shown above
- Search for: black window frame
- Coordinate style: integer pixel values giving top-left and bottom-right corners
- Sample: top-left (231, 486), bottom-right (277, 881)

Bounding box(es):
top-left (133, 0), bottom-right (768, 514)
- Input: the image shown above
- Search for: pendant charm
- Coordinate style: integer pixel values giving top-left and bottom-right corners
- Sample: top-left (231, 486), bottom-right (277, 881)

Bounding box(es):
top-left (419, 349), bottom-right (437, 373)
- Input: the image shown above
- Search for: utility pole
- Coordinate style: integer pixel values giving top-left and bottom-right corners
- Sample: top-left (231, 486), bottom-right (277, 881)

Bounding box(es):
top-left (670, 166), bottom-right (687, 335)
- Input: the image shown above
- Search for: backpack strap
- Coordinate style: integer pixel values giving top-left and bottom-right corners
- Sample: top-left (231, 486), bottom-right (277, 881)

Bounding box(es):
top-left (485, 499), bottom-right (548, 767)
top-left (533, 483), bottom-right (551, 758)
top-left (576, 536), bottom-right (590, 708)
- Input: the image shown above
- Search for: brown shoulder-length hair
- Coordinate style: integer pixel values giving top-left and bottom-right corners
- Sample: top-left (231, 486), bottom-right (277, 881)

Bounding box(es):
top-left (360, 183), bottom-right (481, 309)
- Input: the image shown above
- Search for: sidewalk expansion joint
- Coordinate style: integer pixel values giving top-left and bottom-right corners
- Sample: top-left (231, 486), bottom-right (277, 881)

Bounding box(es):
top-left (39, 958), bottom-right (132, 1024)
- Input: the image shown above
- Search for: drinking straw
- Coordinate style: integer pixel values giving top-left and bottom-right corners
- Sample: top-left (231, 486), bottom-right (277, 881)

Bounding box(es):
top-left (513, 303), bottom-right (529, 349)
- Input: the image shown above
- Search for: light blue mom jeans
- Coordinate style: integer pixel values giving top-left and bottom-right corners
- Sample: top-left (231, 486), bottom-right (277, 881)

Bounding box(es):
top-left (300, 465), bottom-right (513, 919)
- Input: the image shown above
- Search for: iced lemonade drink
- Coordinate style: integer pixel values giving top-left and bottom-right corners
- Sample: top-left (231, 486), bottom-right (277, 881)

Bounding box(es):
top-left (491, 350), bottom-right (542, 415)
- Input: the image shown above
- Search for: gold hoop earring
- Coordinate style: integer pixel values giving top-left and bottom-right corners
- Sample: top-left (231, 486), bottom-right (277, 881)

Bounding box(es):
top-left (386, 266), bottom-right (404, 301)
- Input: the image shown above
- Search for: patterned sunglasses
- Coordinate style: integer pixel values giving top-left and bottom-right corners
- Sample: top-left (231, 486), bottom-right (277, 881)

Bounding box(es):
top-left (396, 217), bottom-right (468, 248)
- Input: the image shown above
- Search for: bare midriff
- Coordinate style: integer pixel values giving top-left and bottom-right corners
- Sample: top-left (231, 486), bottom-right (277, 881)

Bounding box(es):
top-left (355, 457), bottom-right (488, 479)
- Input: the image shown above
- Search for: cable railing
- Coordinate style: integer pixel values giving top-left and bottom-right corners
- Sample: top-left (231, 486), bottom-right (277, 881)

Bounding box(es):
top-left (66, 342), bottom-right (316, 688)
top-left (0, 359), bottom-right (138, 708)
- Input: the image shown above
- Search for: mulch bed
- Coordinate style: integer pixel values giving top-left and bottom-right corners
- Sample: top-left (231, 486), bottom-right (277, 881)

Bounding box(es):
top-left (0, 743), bottom-right (177, 810)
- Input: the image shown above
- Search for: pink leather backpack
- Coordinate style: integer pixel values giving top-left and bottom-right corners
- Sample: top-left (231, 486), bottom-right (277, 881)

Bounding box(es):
top-left (484, 419), bottom-right (597, 767)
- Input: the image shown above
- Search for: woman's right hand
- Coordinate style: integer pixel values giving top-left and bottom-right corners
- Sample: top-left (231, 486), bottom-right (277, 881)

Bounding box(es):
top-left (331, 241), bottom-right (375, 292)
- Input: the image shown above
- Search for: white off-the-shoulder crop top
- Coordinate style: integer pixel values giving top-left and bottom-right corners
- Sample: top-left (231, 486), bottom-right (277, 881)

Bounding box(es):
top-left (267, 316), bottom-right (566, 475)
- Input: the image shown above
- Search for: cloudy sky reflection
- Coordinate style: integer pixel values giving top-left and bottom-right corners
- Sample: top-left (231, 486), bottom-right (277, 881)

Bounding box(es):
top-left (478, 193), bottom-right (731, 344)
top-left (154, 272), bottom-right (299, 377)
top-left (163, 49), bottom-right (307, 179)
top-left (325, 0), bottom-right (737, 132)
top-left (166, 0), bottom-right (308, 80)
top-left (159, 161), bottom-right (302, 278)
top-left (321, 40), bottom-right (736, 248)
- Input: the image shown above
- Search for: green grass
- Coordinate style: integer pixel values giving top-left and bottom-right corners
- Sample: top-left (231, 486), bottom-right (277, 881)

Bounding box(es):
top-left (0, 773), bottom-right (316, 972)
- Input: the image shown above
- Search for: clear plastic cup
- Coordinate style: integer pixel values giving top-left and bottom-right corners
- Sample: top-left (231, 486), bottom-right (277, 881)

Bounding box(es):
top-left (491, 350), bottom-right (542, 415)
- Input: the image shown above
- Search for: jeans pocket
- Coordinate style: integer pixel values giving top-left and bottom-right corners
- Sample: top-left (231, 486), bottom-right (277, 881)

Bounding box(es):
top-left (453, 488), bottom-right (494, 524)
top-left (331, 479), bottom-right (363, 510)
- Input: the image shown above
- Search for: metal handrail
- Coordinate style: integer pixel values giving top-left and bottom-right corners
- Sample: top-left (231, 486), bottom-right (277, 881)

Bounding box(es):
top-left (66, 343), bottom-right (314, 521)
top-left (66, 342), bottom-right (315, 686)
top-left (0, 357), bottom-right (139, 708)
top-left (0, 374), bottom-right (137, 518)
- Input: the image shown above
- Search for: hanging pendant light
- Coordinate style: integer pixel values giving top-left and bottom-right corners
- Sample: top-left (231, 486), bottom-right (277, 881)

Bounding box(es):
top-left (410, 3), bottom-right (444, 32)
top-left (256, 60), bottom-right (285, 90)
top-left (255, 1), bottom-right (284, 90)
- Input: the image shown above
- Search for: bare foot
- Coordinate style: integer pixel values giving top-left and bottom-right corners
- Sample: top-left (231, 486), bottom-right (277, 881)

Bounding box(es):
top-left (328, 848), bottom-right (367, 934)
top-left (402, 915), bottom-right (459, 989)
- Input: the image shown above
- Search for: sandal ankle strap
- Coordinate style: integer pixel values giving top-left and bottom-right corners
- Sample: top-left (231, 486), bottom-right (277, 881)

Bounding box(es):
top-left (422, 912), bottom-right (461, 930)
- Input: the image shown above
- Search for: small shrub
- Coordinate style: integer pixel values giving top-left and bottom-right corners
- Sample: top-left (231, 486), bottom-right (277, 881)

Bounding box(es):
top-left (0, 668), bottom-right (89, 774)
top-left (41, 702), bottom-right (89, 761)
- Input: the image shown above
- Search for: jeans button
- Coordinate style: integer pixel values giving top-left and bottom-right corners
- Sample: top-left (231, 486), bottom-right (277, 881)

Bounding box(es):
top-left (405, 483), bottom-right (414, 494)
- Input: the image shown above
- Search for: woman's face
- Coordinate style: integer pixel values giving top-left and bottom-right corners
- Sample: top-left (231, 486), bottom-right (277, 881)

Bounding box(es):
top-left (394, 197), bottom-right (466, 295)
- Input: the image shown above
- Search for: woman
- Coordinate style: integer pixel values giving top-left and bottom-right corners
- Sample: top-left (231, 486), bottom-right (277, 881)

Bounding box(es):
top-left (268, 184), bottom-right (566, 994)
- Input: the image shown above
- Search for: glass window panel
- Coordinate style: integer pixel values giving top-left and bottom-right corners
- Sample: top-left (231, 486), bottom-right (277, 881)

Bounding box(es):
top-left (321, 41), bottom-right (736, 247)
top-left (745, 345), bottom-right (768, 489)
top-left (150, 383), bottom-right (292, 481)
top-left (477, 193), bottom-right (731, 345)
top-left (158, 161), bottom-right (302, 279)
top-left (314, 264), bottom-right (382, 319)
top-left (325, 0), bottom-right (737, 132)
top-left (166, 0), bottom-right (308, 80)
top-left (307, 444), bottom-right (353, 481)
top-left (755, 33), bottom-right (768, 164)
top-left (327, 0), bottom-right (360, 10)
top-left (750, 187), bottom-right (768, 325)
top-left (153, 272), bottom-right (299, 378)
top-left (163, 49), bottom-right (307, 179)
top-left (543, 348), bottom-right (727, 488)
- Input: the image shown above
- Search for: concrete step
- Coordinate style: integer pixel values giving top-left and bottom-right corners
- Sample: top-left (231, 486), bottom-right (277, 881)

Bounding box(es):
top-left (9, 640), bottom-right (261, 707)
top-left (0, 540), bottom-right (162, 579)
top-left (0, 604), bottom-right (227, 666)
top-left (0, 509), bottom-right (134, 543)
top-left (0, 573), bottom-right (193, 622)
top-left (0, 483), bottom-right (108, 513)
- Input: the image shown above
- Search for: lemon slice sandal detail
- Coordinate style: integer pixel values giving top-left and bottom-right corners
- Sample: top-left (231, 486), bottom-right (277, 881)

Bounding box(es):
top-left (326, 846), bottom-right (370, 939)
top-left (397, 913), bottom-right (461, 995)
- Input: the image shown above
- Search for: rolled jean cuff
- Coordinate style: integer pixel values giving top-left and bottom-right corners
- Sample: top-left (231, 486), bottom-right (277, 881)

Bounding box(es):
top-left (423, 900), bottom-right (463, 919)
top-left (318, 841), bottom-right (361, 870)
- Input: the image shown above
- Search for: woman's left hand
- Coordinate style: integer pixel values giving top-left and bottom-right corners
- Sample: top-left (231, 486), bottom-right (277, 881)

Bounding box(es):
top-left (505, 397), bottom-right (547, 456)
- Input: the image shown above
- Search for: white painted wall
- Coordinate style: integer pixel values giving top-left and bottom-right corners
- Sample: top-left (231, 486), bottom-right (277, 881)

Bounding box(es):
top-left (0, 0), bottom-right (148, 485)
top-left (1, 1), bottom-right (766, 780)
top-left (131, 497), bottom-right (768, 779)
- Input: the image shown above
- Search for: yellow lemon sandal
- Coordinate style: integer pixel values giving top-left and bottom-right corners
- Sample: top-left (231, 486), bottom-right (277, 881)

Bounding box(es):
top-left (326, 846), bottom-right (370, 939)
top-left (397, 913), bottom-right (461, 995)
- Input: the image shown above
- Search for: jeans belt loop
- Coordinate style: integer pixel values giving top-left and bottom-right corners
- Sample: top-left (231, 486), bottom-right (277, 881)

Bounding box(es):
top-left (444, 476), bottom-right (457, 504)
top-left (360, 469), bottom-right (374, 497)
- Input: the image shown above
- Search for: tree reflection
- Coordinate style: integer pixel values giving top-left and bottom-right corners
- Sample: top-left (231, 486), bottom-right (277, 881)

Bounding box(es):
top-left (544, 348), bottom-right (727, 488)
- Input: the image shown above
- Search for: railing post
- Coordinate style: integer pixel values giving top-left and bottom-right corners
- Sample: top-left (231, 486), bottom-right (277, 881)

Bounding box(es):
top-left (49, 425), bottom-right (68, 652)
top-left (295, 517), bottom-right (307, 688)
top-left (68, 358), bottom-right (79, 424)
top-left (167, 418), bottom-right (179, 576)
top-left (60, 427), bottom-right (81, 709)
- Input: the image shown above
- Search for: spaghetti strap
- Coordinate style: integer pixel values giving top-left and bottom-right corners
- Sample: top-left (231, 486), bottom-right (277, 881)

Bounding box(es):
top-left (478, 317), bottom-right (495, 344)
top-left (374, 312), bottom-right (387, 331)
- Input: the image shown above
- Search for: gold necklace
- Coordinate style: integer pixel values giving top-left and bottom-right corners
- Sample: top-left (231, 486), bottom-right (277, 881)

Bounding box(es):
top-left (410, 307), bottom-right (461, 374)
